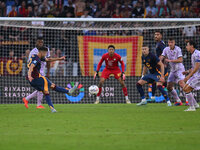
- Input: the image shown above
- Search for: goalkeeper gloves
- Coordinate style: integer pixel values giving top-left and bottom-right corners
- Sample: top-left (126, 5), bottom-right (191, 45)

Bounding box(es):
top-left (94, 71), bottom-right (99, 80)
top-left (121, 72), bottom-right (125, 80)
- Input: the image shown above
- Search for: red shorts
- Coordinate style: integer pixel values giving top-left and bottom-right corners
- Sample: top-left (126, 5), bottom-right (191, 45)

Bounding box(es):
top-left (101, 68), bottom-right (122, 79)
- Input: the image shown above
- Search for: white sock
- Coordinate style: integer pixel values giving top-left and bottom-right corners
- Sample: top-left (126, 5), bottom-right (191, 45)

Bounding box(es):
top-left (37, 92), bottom-right (43, 106)
top-left (167, 101), bottom-right (171, 104)
top-left (26, 90), bottom-right (38, 101)
top-left (96, 96), bottom-right (100, 101)
top-left (141, 98), bottom-right (146, 102)
top-left (125, 96), bottom-right (129, 100)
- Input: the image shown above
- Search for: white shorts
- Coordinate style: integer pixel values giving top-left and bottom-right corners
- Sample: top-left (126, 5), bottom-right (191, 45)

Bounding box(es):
top-left (186, 75), bottom-right (200, 90)
top-left (167, 70), bottom-right (185, 84)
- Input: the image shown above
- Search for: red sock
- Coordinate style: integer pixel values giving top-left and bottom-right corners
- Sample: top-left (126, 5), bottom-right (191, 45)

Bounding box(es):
top-left (97, 87), bottom-right (102, 96)
top-left (122, 87), bottom-right (128, 96)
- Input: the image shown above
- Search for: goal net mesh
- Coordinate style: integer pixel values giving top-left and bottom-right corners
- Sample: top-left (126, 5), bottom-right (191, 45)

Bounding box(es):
top-left (0, 19), bottom-right (200, 104)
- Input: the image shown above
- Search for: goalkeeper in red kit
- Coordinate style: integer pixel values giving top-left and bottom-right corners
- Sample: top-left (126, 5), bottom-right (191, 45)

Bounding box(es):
top-left (93, 45), bottom-right (131, 104)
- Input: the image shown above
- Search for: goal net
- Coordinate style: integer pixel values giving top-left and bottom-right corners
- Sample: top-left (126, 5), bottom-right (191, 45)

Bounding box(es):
top-left (0, 18), bottom-right (200, 104)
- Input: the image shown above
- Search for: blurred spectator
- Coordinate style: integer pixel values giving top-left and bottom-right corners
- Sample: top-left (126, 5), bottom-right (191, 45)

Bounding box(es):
top-left (181, 1), bottom-right (189, 13)
top-left (22, 49), bottom-right (30, 63)
top-left (8, 5), bottom-right (17, 17)
top-left (8, 27), bottom-right (20, 41)
top-left (33, 5), bottom-right (39, 17)
top-left (75, 0), bottom-right (86, 17)
top-left (8, 50), bottom-right (14, 58)
top-left (32, 0), bottom-right (42, 6)
top-left (0, 2), bottom-right (7, 17)
top-left (156, 0), bottom-right (169, 17)
top-left (27, 6), bottom-right (34, 17)
top-left (145, 0), bottom-right (156, 18)
top-left (191, 1), bottom-right (199, 17)
top-left (132, 2), bottom-right (144, 18)
top-left (38, 0), bottom-right (51, 15)
top-left (156, 0), bottom-right (167, 6)
top-left (112, 8), bottom-right (122, 18)
top-left (183, 26), bottom-right (196, 37)
top-left (19, 1), bottom-right (28, 17)
top-left (174, 2), bottom-right (182, 18)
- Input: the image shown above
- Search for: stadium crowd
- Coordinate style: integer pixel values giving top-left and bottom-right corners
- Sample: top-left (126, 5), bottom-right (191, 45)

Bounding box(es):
top-left (0, 0), bottom-right (199, 18)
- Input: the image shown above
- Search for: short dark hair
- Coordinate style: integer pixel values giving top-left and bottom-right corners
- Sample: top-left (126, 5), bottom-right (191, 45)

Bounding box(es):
top-left (142, 44), bottom-right (149, 48)
top-left (108, 45), bottom-right (115, 50)
top-left (38, 46), bottom-right (48, 52)
top-left (187, 40), bottom-right (196, 48)
top-left (155, 30), bottom-right (163, 35)
top-left (168, 37), bottom-right (175, 41)
top-left (36, 36), bottom-right (43, 41)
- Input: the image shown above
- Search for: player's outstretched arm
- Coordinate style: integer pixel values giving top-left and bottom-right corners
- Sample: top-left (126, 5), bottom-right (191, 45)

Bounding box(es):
top-left (185, 62), bottom-right (200, 80)
top-left (45, 56), bottom-right (66, 62)
top-left (28, 64), bottom-right (35, 82)
top-left (157, 61), bottom-right (165, 82)
top-left (165, 57), bottom-right (183, 63)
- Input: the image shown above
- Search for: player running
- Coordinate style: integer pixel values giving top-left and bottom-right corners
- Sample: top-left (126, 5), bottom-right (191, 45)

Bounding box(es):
top-left (160, 37), bottom-right (186, 106)
top-left (23, 36), bottom-right (50, 109)
top-left (183, 40), bottom-right (200, 111)
top-left (136, 45), bottom-right (172, 106)
top-left (26, 46), bottom-right (78, 113)
top-left (93, 45), bottom-right (131, 104)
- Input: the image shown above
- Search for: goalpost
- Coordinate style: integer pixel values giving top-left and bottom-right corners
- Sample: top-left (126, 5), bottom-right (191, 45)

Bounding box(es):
top-left (0, 18), bottom-right (200, 104)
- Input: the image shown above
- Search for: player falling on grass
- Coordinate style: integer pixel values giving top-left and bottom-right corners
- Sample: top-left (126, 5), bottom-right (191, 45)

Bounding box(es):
top-left (23, 36), bottom-right (50, 109)
top-left (182, 40), bottom-right (200, 111)
top-left (93, 45), bottom-right (131, 104)
top-left (136, 45), bottom-right (172, 106)
top-left (26, 46), bottom-right (78, 113)
top-left (149, 31), bottom-right (167, 101)
top-left (160, 37), bottom-right (186, 106)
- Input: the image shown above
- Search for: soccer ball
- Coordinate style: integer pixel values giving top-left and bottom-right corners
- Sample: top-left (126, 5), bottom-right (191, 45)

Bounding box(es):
top-left (89, 85), bottom-right (99, 95)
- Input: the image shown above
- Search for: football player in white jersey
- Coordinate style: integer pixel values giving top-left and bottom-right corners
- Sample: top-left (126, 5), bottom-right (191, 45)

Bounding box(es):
top-left (183, 40), bottom-right (200, 111)
top-left (160, 37), bottom-right (186, 106)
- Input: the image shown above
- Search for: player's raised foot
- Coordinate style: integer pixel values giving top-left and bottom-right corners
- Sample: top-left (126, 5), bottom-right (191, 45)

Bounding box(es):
top-left (137, 99), bottom-right (147, 106)
top-left (69, 82), bottom-right (79, 94)
top-left (184, 106), bottom-right (196, 112)
top-left (94, 100), bottom-right (99, 104)
top-left (185, 101), bottom-right (189, 106)
top-left (36, 105), bottom-right (45, 109)
top-left (126, 99), bottom-right (131, 104)
top-left (22, 97), bottom-right (29, 109)
top-left (195, 103), bottom-right (199, 109)
top-left (167, 101), bottom-right (172, 107)
top-left (174, 102), bottom-right (183, 106)
top-left (51, 108), bottom-right (57, 113)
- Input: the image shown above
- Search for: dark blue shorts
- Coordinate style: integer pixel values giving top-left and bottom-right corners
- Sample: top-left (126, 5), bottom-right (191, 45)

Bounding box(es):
top-left (142, 72), bottom-right (161, 83)
top-left (29, 76), bottom-right (52, 92)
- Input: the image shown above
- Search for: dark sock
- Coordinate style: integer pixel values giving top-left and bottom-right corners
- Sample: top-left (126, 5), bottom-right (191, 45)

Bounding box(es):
top-left (53, 86), bottom-right (69, 93)
top-left (152, 82), bottom-right (156, 97)
top-left (157, 85), bottom-right (170, 101)
top-left (136, 83), bottom-right (145, 99)
top-left (45, 94), bottom-right (54, 109)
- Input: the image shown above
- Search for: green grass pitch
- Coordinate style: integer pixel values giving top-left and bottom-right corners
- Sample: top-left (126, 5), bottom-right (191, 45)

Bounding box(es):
top-left (0, 103), bottom-right (200, 150)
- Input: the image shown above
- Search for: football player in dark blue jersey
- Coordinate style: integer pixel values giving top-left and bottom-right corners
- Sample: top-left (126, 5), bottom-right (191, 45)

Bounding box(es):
top-left (26, 46), bottom-right (78, 113)
top-left (150, 31), bottom-right (168, 101)
top-left (136, 45), bottom-right (172, 106)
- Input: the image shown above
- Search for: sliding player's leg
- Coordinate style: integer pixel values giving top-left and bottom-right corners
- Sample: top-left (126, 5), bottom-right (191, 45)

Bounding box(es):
top-left (167, 82), bottom-right (182, 106)
top-left (22, 90), bottom-right (38, 108)
top-left (95, 77), bottom-right (106, 104)
top-left (36, 92), bottom-right (45, 109)
top-left (183, 84), bottom-right (196, 111)
top-left (136, 79), bottom-right (148, 106)
top-left (117, 77), bottom-right (131, 104)
top-left (157, 81), bottom-right (171, 106)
